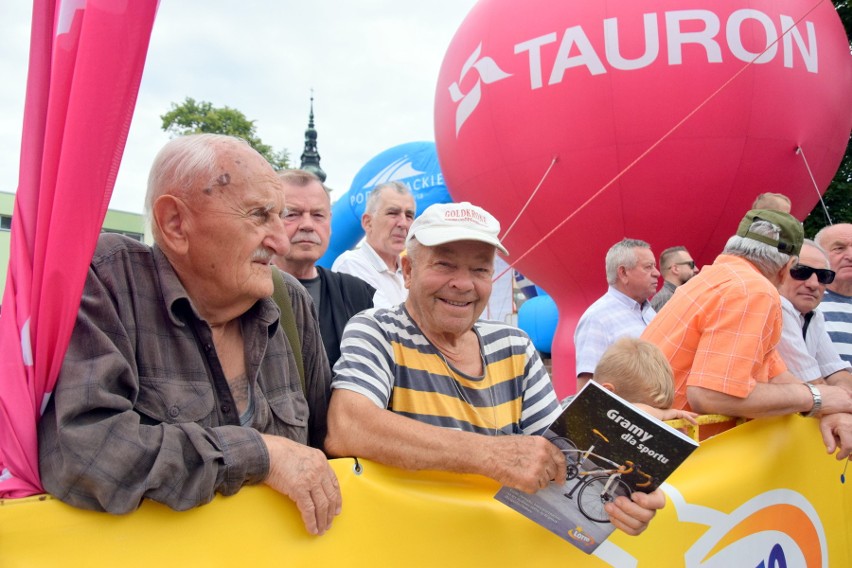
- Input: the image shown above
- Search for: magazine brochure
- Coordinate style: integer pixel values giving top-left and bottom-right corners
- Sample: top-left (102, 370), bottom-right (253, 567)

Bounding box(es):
top-left (495, 381), bottom-right (699, 553)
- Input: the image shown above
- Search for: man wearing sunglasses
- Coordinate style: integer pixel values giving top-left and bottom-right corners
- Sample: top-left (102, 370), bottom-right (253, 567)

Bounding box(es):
top-left (777, 240), bottom-right (852, 388)
top-left (815, 223), bottom-right (852, 365)
top-left (650, 246), bottom-right (699, 312)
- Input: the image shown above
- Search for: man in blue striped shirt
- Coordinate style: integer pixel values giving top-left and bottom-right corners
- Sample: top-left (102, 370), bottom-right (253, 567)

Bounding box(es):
top-left (326, 202), bottom-right (664, 536)
top-left (816, 223), bottom-right (852, 365)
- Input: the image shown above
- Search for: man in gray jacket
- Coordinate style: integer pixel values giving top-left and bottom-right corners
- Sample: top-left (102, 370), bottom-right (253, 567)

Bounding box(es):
top-left (38, 134), bottom-right (341, 536)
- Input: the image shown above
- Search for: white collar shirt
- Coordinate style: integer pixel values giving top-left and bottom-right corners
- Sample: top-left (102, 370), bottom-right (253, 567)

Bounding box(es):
top-left (331, 241), bottom-right (407, 309)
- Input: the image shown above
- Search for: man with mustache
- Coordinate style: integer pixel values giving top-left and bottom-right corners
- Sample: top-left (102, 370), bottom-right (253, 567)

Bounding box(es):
top-left (38, 135), bottom-right (341, 536)
top-left (332, 181), bottom-right (415, 308)
top-left (274, 169), bottom-right (375, 367)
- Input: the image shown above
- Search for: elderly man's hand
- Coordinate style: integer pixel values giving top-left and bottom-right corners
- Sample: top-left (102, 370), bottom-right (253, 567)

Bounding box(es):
top-left (261, 435), bottom-right (342, 535)
top-left (813, 384), bottom-right (852, 416)
top-left (605, 488), bottom-right (666, 536)
top-left (484, 435), bottom-right (567, 493)
top-left (818, 412), bottom-right (852, 460)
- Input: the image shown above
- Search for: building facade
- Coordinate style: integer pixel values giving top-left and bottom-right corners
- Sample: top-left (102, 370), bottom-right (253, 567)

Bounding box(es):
top-left (0, 190), bottom-right (147, 299)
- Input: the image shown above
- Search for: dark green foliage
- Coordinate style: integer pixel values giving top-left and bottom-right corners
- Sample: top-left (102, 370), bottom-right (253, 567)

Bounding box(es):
top-left (804, 138), bottom-right (852, 237)
top-left (161, 97), bottom-right (289, 170)
top-left (806, 2), bottom-right (852, 236)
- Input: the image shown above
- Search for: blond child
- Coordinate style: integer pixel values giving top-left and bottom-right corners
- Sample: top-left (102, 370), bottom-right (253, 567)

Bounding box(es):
top-left (592, 337), bottom-right (697, 423)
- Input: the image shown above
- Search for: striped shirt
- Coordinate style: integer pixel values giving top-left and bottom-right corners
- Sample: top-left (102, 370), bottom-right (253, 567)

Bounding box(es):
top-left (332, 305), bottom-right (561, 436)
top-left (822, 290), bottom-right (852, 365)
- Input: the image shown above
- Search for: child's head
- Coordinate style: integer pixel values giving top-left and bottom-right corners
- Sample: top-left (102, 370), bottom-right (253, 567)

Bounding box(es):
top-left (593, 337), bottom-right (674, 408)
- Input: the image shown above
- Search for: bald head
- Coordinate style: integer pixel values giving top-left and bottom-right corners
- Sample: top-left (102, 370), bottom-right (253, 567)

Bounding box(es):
top-left (752, 192), bottom-right (792, 214)
top-left (146, 134), bottom-right (275, 243)
top-left (815, 223), bottom-right (852, 295)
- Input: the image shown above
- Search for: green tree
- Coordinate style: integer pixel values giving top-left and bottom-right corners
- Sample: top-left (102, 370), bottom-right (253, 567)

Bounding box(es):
top-left (805, 1), bottom-right (852, 236)
top-left (803, 139), bottom-right (852, 237)
top-left (161, 97), bottom-right (289, 170)
top-left (835, 0), bottom-right (852, 33)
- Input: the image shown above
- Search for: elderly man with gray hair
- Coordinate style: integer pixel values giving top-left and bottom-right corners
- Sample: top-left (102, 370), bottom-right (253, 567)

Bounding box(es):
top-left (574, 238), bottom-right (660, 385)
top-left (642, 210), bottom-right (852, 459)
top-left (38, 134), bottom-right (341, 535)
top-left (332, 181), bottom-right (415, 308)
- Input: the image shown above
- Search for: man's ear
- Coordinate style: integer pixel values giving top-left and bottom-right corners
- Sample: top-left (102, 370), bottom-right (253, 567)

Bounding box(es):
top-left (401, 253), bottom-right (413, 289)
top-left (600, 381), bottom-right (617, 394)
top-left (361, 212), bottom-right (372, 233)
top-left (153, 195), bottom-right (190, 255)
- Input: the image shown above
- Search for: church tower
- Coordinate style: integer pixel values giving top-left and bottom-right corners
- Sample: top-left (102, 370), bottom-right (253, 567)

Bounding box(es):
top-left (299, 94), bottom-right (326, 182)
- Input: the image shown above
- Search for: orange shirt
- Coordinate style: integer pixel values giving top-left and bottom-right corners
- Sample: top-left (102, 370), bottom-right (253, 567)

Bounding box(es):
top-left (641, 255), bottom-right (787, 410)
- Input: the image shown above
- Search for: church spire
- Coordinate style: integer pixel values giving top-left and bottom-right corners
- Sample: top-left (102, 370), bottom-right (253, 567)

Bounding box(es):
top-left (299, 92), bottom-right (326, 182)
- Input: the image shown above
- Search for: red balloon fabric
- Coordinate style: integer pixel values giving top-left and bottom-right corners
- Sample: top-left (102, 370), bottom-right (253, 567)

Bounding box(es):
top-left (434, 0), bottom-right (852, 396)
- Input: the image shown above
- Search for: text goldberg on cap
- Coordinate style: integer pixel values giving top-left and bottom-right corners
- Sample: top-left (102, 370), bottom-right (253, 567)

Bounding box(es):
top-left (444, 208), bottom-right (487, 225)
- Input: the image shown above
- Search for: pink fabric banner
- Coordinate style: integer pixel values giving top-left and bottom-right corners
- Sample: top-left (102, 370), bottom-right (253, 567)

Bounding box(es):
top-left (0, 0), bottom-right (158, 498)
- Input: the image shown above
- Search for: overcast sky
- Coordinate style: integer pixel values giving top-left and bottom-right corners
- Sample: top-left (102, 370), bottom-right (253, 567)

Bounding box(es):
top-left (0, 1), bottom-right (478, 213)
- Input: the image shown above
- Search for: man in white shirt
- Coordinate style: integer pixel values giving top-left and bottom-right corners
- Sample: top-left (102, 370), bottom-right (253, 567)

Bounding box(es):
top-left (574, 238), bottom-right (659, 384)
top-left (332, 181), bottom-right (415, 308)
top-left (777, 239), bottom-right (852, 388)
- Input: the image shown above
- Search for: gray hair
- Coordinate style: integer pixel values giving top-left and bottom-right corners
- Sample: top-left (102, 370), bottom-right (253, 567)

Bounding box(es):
top-left (278, 169), bottom-right (331, 202)
top-left (405, 237), bottom-right (422, 263)
top-left (364, 181), bottom-right (412, 215)
top-left (145, 134), bottom-right (249, 237)
top-left (278, 168), bottom-right (326, 190)
top-left (723, 220), bottom-right (792, 277)
top-left (800, 238), bottom-right (830, 266)
top-left (605, 239), bottom-right (651, 285)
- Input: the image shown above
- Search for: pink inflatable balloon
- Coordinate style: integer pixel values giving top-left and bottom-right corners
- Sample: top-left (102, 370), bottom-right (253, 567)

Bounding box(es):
top-left (435, 0), bottom-right (852, 397)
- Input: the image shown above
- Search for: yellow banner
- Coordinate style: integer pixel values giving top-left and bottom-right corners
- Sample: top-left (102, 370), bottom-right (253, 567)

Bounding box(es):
top-left (1, 415), bottom-right (849, 567)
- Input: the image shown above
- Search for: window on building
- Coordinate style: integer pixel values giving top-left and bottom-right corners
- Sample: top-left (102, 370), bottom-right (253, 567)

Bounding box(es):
top-left (1, 215), bottom-right (11, 231)
top-left (101, 228), bottom-right (144, 242)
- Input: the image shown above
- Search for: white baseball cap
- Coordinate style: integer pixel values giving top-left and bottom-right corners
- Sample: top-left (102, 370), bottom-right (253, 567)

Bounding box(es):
top-left (406, 202), bottom-right (508, 255)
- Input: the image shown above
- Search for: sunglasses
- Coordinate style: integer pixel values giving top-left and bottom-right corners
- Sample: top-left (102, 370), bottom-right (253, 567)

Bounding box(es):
top-left (675, 261), bottom-right (696, 269)
top-left (789, 264), bottom-right (835, 285)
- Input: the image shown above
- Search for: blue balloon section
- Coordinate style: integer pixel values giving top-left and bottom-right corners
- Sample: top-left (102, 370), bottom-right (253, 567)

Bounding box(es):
top-left (318, 141), bottom-right (451, 267)
top-left (517, 294), bottom-right (559, 354)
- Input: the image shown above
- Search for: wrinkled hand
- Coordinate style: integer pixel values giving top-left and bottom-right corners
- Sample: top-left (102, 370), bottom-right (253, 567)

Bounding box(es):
top-left (818, 412), bottom-right (852, 460)
top-left (261, 434), bottom-right (342, 535)
top-left (483, 435), bottom-right (566, 493)
top-left (605, 488), bottom-right (666, 536)
top-left (813, 384), bottom-right (852, 416)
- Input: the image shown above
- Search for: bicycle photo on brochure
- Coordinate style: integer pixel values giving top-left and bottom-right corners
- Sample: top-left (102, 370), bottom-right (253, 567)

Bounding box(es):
top-left (548, 430), bottom-right (654, 524)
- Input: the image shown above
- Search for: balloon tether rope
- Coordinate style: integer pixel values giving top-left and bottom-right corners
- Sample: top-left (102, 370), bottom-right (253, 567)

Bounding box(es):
top-left (499, 156), bottom-right (558, 243)
top-left (796, 146), bottom-right (833, 226)
top-left (493, 0), bottom-right (827, 282)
